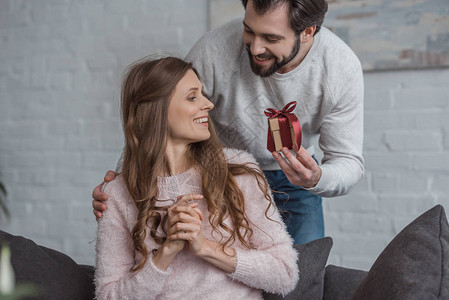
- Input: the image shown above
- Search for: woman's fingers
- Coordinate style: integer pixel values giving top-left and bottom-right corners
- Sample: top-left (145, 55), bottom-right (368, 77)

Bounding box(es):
top-left (176, 194), bottom-right (204, 206)
top-left (169, 221), bottom-right (200, 234)
top-left (166, 193), bottom-right (204, 243)
top-left (192, 207), bottom-right (203, 221)
top-left (169, 211), bottom-right (201, 227)
top-left (172, 205), bottom-right (202, 219)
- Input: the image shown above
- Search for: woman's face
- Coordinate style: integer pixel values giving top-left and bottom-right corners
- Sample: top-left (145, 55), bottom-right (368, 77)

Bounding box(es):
top-left (167, 69), bottom-right (214, 147)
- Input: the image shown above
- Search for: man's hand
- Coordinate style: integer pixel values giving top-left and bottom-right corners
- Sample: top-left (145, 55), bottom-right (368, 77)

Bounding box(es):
top-left (92, 170), bottom-right (117, 218)
top-left (272, 145), bottom-right (322, 188)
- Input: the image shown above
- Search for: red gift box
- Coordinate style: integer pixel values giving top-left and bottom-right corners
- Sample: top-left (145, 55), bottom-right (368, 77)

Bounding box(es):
top-left (265, 101), bottom-right (302, 153)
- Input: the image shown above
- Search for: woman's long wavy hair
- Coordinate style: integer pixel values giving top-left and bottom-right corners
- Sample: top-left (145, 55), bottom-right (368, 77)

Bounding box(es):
top-left (121, 56), bottom-right (274, 272)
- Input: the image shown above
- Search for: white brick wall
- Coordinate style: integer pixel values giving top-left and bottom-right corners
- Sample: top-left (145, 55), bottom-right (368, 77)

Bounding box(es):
top-left (1, 0), bottom-right (448, 272)
top-left (325, 68), bottom-right (449, 270)
top-left (0, 0), bottom-right (208, 265)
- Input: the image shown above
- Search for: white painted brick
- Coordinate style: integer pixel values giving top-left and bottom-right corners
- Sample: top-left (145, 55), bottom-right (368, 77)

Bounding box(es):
top-left (80, 120), bottom-right (122, 137)
top-left (69, 2), bottom-right (105, 20)
top-left (364, 110), bottom-right (415, 131)
top-left (379, 194), bottom-right (436, 217)
top-left (404, 68), bottom-right (449, 88)
top-left (325, 193), bottom-right (378, 214)
top-left (82, 152), bottom-right (121, 170)
top-left (63, 238), bottom-right (96, 265)
top-left (47, 54), bottom-right (80, 71)
top-left (364, 89), bottom-right (392, 110)
top-left (70, 169), bottom-right (114, 187)
top-left (363, 130), bottom-right (387, 151)
top-left (49, 72), bottom-right (72, 90)
top-left (384, 130), bottom-right (442, 151)
top-left (3, 201), bottom-right (34, 219)
top-left (105, 1), bottom-right (147, 15)
top-left (9, 218), bottom-right (46, 236)
top-left (365, 152), bottom-right (413, 171)
top-left (69, 204), bottom-right (99, 224)
top-left (87, 53), bottom-right (118, 70)
top-left (431, 174), bottom-right (449, 194)
top-left (30, 72), bottom-right (49, 88)
top-left (330, 233), bottom-right (391, 260)
top-left (398, 172), bottom-right (432, 192)
top-left (411, 153), bottom-right (449, 171)
top-left (8, 185), bottom-right (51, 202)
top-left (0, 137), bottom-right (64, 152)
top-left (339, 213), bottom-right (393, 234)
top-left (392, 212), bottom-right (429, 234)
top-left (86, 15), bottom-right (126, 35)
top-left (372, 172), bottom-right (399, 194)
top-left (363, 72), bottom-right (402, 91)
top-left (30, 4), bottom-right (70, 24)
top-left (15, 169), bottom-right (57, 186)
top-left (47, 120), bottom-right (82, 136)
top-left (0, 0), bottom-right (10, 11)
top-left (0, 8), bottom-right (30, 28)
top-left (392, 88), bottom-right (449, 110)
top-left (65, 136), bottom-right (103, 151)
top-left (416, 111), bottom-right (449, 130)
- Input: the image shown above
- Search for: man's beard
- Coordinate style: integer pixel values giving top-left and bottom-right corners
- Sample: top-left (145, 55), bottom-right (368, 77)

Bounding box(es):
top-left (246, 37), bottom-right (301, 77)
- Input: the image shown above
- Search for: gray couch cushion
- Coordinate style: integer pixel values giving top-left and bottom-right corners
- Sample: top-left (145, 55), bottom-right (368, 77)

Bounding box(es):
top-left (352, 204), bottom-right (449, 300)
top-left (0, 230), bottom-right (95, 300)
top-left (323, 265), bottom-right (367, 300)
top-left (263, 236), bottom-right (333, 300)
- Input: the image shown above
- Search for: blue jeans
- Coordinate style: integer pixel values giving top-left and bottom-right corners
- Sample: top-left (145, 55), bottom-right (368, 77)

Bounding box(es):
top-left (264, 170), bottom-right (324, 245)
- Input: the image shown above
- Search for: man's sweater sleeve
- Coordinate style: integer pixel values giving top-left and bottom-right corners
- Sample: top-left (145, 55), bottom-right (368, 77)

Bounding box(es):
top-left (307, 58), bottom-right (365, 197)
top-left (226, 152), bottom-right (299, 296)
top-left (95, 179), bottom-right (171, 300)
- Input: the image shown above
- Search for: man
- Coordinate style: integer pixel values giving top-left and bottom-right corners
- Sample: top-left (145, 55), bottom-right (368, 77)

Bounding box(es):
top-left (92, 0), bottom-right (364, 244)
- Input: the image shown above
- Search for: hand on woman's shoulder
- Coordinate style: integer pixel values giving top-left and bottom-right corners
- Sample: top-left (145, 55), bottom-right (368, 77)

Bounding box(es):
top-left (100, 174), bottom-right (132, 207)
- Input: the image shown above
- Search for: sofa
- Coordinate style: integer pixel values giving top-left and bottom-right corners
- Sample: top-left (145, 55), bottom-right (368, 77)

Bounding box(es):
top-left (1, 204), bottom-right (448, 300)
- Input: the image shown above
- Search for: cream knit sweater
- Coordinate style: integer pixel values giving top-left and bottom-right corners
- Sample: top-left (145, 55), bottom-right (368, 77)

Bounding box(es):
top-left (95, 148), bottom-right (299, 300)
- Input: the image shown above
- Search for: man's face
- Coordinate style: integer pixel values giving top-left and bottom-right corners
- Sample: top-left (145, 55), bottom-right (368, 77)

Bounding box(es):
top-left (242, 0), bottom-right (301, 77)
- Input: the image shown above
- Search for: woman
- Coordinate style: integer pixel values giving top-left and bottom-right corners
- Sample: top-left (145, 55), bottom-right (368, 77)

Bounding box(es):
top-left (95, 56), bottom-right (298, 299)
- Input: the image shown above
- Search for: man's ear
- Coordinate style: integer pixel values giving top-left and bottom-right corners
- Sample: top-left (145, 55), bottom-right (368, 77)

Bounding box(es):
top-left (301, 26), bottom-right (316, 43)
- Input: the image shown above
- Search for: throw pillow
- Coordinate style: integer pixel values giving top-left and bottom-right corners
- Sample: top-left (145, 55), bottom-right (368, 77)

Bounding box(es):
top-left (0, 230), bottom-right (95, 300)
top-left (323, 265), bottom-right (367, 300)
top-left (263, 236), bottom-right (333, 300)
top-left (352, 204), bottom-right (449, 300)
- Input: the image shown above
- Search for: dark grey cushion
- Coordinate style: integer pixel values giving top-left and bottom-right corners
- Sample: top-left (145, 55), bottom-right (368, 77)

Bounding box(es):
top-left (323, 265), bottom-right (367, 300)
top-left (0, 230), bottom-right (95, 300)
top-left (352, 204), bottom-right (449, 300)
top-left (263, 237), bottom-right (333, 300)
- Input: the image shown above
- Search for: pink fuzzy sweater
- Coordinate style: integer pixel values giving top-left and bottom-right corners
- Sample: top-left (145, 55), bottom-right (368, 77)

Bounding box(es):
top-left (95, 148), bottom-right (299, 299)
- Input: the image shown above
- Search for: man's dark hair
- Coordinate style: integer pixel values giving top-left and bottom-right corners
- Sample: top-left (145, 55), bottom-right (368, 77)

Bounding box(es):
top-left (241, 0), bottom-right (328, 36)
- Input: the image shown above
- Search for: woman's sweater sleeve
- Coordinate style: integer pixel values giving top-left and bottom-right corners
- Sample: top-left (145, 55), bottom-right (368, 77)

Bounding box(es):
top-left (225, 154), bottom-right (299, 296)
top-left (94, 179), bottom-right (170, 300)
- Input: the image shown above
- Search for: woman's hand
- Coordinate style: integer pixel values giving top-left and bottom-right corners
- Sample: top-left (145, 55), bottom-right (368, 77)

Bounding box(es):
top-left (153, 194), bottom-right (203, 270)
top-left (167, 194), bottom-right (205, 255)
top-left (167, 194), bottom-right (237, 274)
